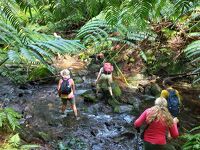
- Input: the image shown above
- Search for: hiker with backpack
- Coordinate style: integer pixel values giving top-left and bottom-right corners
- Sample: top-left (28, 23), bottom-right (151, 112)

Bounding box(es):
top-left (95, 62), bottom-right (114, 97)
top-left (161, 78), bottom-right (182, 117)
top-left (134, 97), bottom-right (179, 150)
top-left (57, 69), bottom-right (78, 119)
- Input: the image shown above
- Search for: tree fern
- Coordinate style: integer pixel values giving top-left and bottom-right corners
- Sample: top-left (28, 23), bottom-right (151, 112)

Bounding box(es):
top-left (0, 2), bottom-right (85, 83)
top-left (77, 18), bottom-right (155, 48)
top-left (184, 40), bottom-right (200, 83)
top-left (105, 0), bottom-right (159, 29)
top-left (77, 19), bottom-right (110, 46)
top-left (104, 0), bottom-right (199, 30)
top-left (0, 4), bottom-right (85, 66)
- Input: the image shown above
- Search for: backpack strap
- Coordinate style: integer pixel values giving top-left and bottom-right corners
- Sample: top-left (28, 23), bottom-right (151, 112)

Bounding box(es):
top-left (166, 88), bottom-right (176, 97)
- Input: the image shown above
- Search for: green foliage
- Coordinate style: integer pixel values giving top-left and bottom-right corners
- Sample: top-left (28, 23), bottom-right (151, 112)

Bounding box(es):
top-left (181, 126), bottom-right (200, 150)
top-left (77, 19), bottom-right (109, 46)
top-left (0, 133), bottom-right (40, 150)
top-left (58, 136), bottom-right (87, 150)
top-left (0, 17), bottom-right (84, 64)
top-left (0, 108), bottom-right (21, 131)
top-left (0, 2), bottom-right (85, 63)
top-left (184, 40), bottom-right (200, 83)
top-left (13, 0), bottom-right (118, 28)
top-left (28, 65), bottom-right (54, 81)
top-left (0, 65), bottom-right (28, 84)
top-left (0, 2), bottom-right (85, 83)
top-left (77, 18), bottom-right (155, 50)
top-left (104, 0), bottom-right (199, 30)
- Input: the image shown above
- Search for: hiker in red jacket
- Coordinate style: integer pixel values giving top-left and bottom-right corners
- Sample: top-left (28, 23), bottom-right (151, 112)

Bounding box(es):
top-left (95, 62), bottom-right (114, 97)
top-left (134, 97), bottom-right (179, 150)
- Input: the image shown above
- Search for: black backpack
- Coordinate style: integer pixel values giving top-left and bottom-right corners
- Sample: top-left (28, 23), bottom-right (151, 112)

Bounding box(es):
top-left (60, 78), bottom-right (71, 94)
top-left (167, 89), bottom-right (180, 117)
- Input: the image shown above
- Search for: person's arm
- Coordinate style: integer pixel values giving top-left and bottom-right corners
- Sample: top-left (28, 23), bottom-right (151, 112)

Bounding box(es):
top-left (134, 109), bottom-right (148, 128)
top-left (57, 79), bottom-right (62, 90)
top-left (96, 68), bottom-right (103, 83)
top-left (71, 79), bottom-right (76, 94)
top-left (169, 117), bottom-right (179, 138)
top-left (57, 79), bottom-right (62, 96)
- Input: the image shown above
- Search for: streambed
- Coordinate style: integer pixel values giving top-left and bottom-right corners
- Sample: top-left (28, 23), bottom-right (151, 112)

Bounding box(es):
top-left (0, 76), bottom-right (200, 150)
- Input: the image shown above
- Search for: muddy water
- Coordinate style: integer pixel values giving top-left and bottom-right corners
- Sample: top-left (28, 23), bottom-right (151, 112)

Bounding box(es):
top-left (0, 76), bottom-right (200, 150)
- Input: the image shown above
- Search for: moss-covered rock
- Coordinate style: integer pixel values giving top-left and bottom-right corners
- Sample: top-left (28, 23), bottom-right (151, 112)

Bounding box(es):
top-left (73, 76), bottom-right (84, 84)
top-left (108, 97), bottom-right (120, 113)
top-left (88, 63), bottom-right (101, 73)
top-left (81, 90), bottom-right (97, 103)
top-left (145, 83), bottom-right (161, 96)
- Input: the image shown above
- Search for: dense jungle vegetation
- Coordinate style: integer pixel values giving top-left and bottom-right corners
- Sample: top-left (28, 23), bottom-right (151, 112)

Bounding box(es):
top-left (0, 0), bottom-right (200, 150)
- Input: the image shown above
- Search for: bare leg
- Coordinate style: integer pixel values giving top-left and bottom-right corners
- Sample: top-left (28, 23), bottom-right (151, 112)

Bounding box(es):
top-left (96, 82), bottom-right (100, 95)
top-left (108, 86), bottom-right (113, 96)
top-left (71, 104), bottom-right (78, 117)
top-left (61, 104), bottom-right (67, 113)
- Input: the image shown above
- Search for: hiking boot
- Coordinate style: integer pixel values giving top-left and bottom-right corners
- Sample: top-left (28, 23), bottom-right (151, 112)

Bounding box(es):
top-left (75, 116), bottom-right (80, 120)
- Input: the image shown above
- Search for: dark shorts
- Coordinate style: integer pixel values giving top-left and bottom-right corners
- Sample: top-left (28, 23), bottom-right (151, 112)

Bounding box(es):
top-left (61, 97), bottom-right (75, 105)
top-left (144, 141), bottom-right (176, 150)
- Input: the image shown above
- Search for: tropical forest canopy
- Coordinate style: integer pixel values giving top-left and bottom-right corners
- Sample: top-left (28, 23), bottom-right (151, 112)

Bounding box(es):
top-left (0, 0), bottom-right (199, 84)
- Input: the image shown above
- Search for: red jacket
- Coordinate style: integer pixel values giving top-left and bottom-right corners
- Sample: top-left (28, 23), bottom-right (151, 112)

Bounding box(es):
top-left (134, 108), bottom-right (179, 145)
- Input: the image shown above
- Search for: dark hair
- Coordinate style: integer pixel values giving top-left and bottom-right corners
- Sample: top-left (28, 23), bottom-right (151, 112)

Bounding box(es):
top-left (163, 78), bottom-right (173, 86)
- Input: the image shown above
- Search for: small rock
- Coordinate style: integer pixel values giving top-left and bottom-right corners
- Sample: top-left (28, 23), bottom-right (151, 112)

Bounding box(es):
top-left (119, 105), bottom-right (133, 113)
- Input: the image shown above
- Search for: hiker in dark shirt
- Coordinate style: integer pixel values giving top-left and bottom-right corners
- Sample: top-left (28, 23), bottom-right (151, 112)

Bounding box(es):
top-left (57, 69), bottom-right (79, 119)
top-left (161, 78), bottom-right (182, 117)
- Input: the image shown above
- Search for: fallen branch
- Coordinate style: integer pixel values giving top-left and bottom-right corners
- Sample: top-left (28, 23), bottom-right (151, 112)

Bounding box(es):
top-left (160, 72), bottom-right (199, 79)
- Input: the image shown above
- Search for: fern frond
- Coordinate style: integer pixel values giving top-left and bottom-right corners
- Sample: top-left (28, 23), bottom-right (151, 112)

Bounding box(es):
top-left (20, 48), bottom-right (37, 62)
top-left (0, 112), bottom-right (6, 127)
top-left (2, 5), bottom-right (21, 32)
top-left (184, 40), bottom-right (200, 83)
top-left (7, 50), bottom-right (21, 62)
top-left (4, 108), bottom-right (21, 131)
top-left (28, 44), bottom-right (51, 57)
top-left (77, 19), bottom-right (109, 38)
top-left (108, 37), bottom-right (136, 47)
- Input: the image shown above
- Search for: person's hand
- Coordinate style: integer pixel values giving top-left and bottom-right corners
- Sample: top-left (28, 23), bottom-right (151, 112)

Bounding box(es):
top-left (95, 80), bottom-right (98, 85)
top-left (167, 132), bottom-right (172, 140)
top-left (173, 117), bottom-right (179, 124)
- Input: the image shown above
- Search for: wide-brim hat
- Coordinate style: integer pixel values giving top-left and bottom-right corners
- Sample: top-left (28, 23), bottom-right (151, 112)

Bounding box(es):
top-left (60, 69), bottom-right (70, 78)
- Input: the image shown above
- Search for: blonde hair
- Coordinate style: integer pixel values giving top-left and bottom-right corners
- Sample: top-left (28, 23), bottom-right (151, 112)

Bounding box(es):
top-left (60, 69), bottom-right (70, 78)
top-left (146, 97), bottom-right (173, 127)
